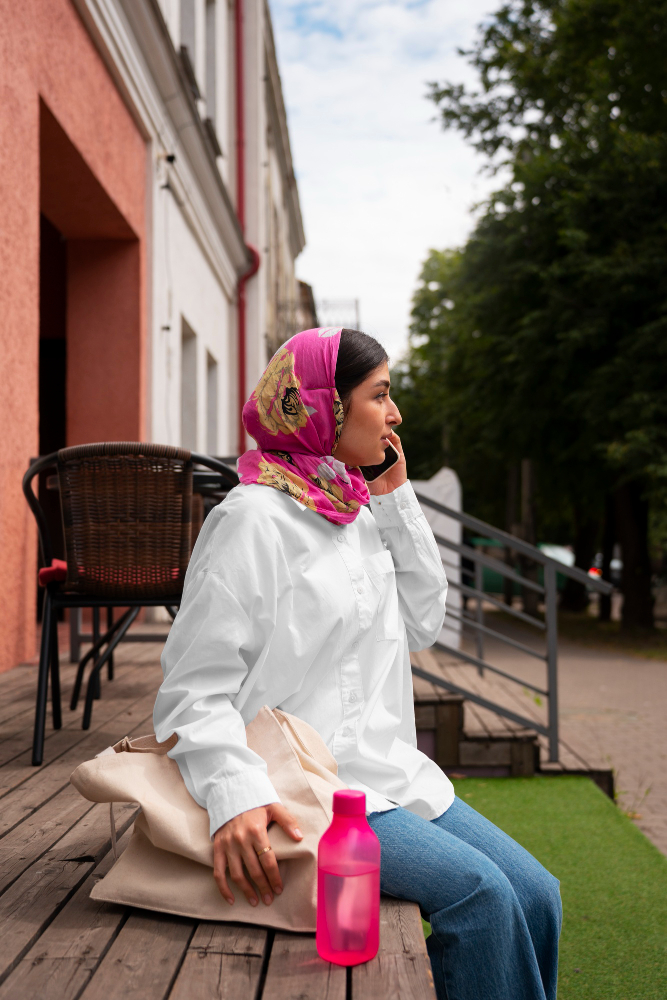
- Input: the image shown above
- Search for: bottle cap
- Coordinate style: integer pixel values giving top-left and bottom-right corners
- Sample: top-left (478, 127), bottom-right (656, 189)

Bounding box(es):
top-left (333, 790), bottom-right (366, 816)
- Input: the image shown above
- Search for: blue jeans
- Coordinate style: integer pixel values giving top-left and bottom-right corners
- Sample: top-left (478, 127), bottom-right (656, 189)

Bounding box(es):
top-left (367, 796), bottom-right (561, 1000)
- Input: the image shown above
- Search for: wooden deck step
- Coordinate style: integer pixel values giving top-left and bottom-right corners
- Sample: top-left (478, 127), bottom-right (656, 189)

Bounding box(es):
top-left (412, 648), bottom-right (541, 776)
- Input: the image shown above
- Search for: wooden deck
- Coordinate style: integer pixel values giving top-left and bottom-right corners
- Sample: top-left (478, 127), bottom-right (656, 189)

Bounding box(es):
top-left (0, 638), bottom-right (436, 1000)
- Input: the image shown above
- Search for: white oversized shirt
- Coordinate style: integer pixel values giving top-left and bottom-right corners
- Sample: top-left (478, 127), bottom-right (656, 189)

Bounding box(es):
top-left (153, 478), bottom-right (455, 838)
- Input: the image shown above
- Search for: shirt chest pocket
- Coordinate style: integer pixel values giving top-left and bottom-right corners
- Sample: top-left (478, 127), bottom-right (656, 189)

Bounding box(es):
top-left (362, 548), bottom-right (400, 641)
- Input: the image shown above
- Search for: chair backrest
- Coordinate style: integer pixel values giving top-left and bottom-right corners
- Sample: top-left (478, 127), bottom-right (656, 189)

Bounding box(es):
top-left (57, 442), bottom-right (193, 599)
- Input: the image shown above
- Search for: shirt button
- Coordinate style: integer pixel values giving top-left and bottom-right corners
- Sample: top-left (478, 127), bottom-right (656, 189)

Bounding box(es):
top-left (357, 586), bottom-right (363, 595)
top-left (337, 534), bottom-right (344, 542)
top-left (349, 692), bottom-right (357, 703)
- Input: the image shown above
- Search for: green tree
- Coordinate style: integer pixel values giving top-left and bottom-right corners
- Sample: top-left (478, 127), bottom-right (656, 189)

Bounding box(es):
top-left (397, 0), bottom-right (667, 627)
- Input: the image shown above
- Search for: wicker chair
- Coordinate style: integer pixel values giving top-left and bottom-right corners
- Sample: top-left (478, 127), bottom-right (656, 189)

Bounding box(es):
top-left (23, 442), bottom-right (238, 765)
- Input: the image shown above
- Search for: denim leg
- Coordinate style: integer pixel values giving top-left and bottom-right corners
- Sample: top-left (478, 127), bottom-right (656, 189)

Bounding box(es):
top-left (431, 797), bottom-right (562, 1000)
top-left (367, 802), bottom-right (554, 1000)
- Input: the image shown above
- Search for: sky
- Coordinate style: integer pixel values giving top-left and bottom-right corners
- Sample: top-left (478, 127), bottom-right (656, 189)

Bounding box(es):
top-left (270, 0), bottom-right (504, 364)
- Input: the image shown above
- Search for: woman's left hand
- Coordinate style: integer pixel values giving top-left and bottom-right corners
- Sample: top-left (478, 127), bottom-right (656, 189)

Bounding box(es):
top-left (367, 430), bottom-right (408, 496)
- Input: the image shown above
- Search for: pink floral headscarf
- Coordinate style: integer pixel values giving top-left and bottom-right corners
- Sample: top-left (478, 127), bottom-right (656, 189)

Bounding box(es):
top-left (237, 327), bottom-right (370, 524)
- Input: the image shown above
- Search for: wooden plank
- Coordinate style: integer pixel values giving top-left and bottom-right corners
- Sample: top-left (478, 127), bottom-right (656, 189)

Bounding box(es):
top-left (0, 664), bottom-right (134, 739)
top-left (351, 899), bottom-right (436, 1000)
top-left (261, 932), bottom-right (346, 1000)
top-left (48, 800), bottom-right (138, 863)
top-left (0, 665), bottom-right (147, 771)
top-left (0, 827), bottom-right (133, 1000)
top-left (0, 805), bottom-right (137, 986)
top-left (435, 700), bottom-right (462, 769)
top-left (77, 911), bottom-right (194, 1000)
top-left (0, 785), bottom-right (94, 896)
top-left (0, 690), bottom-right (157, 839)
top-left (0, 832), bottom-right (129, 1000)
top-left (0, 666), bottom-right (46, 699)
top-left (412, 649), bottom-right (465, 704)
top-left (511, 739), bottom-right (538, 777)
top-left (0, 640), bottom-right (164, 759)
top-left (169, 923), bottom-right (269, 1000)
top-left (0, 679), bottom-right (163, 895)
top-left (459, 739), bottom-right (512, 767)
top-left (0, 858), bottom-right (93, 985)
top-left (0, 662), bottom-right (159, 788)
top-left (0, 704), bottom-right (38, 741)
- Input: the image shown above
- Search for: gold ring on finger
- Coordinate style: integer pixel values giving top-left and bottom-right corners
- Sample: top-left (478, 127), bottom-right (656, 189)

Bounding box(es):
top-left (255, 846), bottom-right (273, 856)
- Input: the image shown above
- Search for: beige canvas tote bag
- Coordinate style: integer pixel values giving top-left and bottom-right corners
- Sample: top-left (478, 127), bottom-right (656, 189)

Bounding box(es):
top-left (69, 705), bottom-right (350, 932)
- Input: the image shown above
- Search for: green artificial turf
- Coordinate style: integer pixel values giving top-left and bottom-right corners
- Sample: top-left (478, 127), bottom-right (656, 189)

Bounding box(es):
top-left (420, 776), bottom-right (667, 1000)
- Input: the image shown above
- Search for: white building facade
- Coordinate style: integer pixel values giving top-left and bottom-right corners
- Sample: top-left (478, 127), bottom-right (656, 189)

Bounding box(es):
top-left (73, 0), bottom-right (307, 457)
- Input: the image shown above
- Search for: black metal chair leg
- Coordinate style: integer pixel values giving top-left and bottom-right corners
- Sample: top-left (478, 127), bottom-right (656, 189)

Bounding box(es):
top-left (92, 608), bottom-right (101, 699)
top-left (70, 608), bottom-right (133, 710)
top-left (69, 606), bottom-right (81, 663)
top-left (32, 590), bottom-right (53, 766)
top-left (49, 607), bottom-right (62, 730)
top-left (107, 606), bottom-right (114, 681)
top-left (82, 606), bottom-right (140, 730)
top-left (70, 655), bottom-right (87, 713)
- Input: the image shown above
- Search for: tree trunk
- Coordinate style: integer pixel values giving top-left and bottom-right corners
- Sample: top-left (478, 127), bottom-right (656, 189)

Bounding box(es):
top-left (615, 480), bottom-right (654, 629)
top-left (599, 492), bottom-right (615, 622)
top-left (504, 463), bottom-right (519, 606)
top-left (519, 459), bottom-right (540, 617)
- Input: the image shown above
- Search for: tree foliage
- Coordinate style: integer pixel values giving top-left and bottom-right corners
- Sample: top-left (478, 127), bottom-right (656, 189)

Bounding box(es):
top-left (393, 0), bottom-right (667, 626)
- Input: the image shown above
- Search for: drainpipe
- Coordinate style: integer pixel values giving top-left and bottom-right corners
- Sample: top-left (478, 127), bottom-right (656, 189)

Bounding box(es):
top-left (235, 0), bottom-right (260, 455)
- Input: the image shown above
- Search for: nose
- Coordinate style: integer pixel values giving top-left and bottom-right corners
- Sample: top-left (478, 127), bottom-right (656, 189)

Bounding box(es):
top-left (387, 400), bottom-right (402, 427)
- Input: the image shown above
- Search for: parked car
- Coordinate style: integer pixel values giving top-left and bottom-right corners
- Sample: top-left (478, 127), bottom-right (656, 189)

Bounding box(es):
top-left (589, 552), bottom-right (622, 588)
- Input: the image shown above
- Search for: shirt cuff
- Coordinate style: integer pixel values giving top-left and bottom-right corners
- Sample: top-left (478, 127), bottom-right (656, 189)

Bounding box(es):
top-left (207, 770), bottom-right (282, 840)
top-left (368, 479), bottom-right (423, 529)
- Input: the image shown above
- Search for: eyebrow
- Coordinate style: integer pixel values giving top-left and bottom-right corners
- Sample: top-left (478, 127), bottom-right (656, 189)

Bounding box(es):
top-left (372, 379), bottom-right (390, 388)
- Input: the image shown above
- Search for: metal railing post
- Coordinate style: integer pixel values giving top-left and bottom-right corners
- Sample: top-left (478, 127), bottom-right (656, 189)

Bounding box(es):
top-left (544, 561), bottom-right (559, 762)
top-left (413, 490), bottom-right (611, 768)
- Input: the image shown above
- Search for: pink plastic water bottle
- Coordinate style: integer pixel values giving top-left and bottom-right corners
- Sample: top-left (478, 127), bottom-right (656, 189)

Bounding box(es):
top-left (316, 789), bottom-right (381, 966)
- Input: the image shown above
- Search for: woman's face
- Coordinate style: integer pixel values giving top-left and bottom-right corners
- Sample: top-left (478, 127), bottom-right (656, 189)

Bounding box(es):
top-left (332, 362), bottom-right (402, 467)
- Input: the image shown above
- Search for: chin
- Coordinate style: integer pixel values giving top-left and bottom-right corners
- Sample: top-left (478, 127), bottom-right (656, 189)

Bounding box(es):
top-left (350, 448), bottom-right (385, 467)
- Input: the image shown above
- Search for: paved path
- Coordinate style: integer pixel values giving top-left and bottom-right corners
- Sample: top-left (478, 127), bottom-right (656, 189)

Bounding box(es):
top-left (549, 639), bottom-right (667, 854)
top-left (435, 614), bottom-right (667, 856)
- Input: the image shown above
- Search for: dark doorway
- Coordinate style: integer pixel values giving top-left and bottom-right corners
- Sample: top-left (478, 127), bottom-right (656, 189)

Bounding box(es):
top-left (38, 213), bottom-right (67, 620)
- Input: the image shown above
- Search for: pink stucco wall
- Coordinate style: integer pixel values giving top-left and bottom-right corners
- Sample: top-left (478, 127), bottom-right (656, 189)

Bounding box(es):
top-left (0, 0), bottom-right (147, 672)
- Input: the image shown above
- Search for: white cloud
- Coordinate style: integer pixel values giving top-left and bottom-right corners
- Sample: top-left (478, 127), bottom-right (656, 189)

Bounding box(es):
top-left (270, 0), bottom-right (506, 363)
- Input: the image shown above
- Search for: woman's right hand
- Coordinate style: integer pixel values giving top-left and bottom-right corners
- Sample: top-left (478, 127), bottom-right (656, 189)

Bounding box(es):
top-left (213, 802), bottom-right (303, 907)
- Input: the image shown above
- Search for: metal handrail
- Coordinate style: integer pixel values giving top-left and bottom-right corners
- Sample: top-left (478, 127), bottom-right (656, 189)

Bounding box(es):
top-left (434, 533), bottom-right (545, 593)
top-left (448, 578), bottom-right (548, 629)
top-left (412, 490), bottom-right (613, 762)
top-left (445, 608), bottom-right (547, 661)
top-left (433, 640), bottom-right (548, 694)
top-left (411, 665), bottom-right (550, 738)
top-left (415, 492), bottom-right (613, 593)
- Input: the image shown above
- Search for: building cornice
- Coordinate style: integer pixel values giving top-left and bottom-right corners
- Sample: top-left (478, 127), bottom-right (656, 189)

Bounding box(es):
top-left (71, 0), bottom-right (250, 297)
top-left (263, 0), bottom-right (306, 260)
